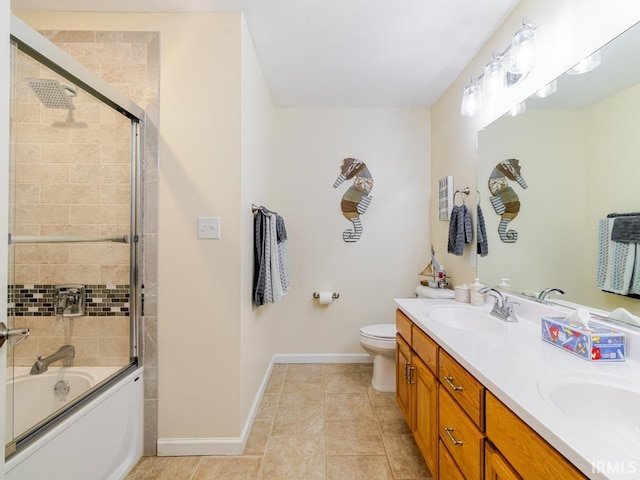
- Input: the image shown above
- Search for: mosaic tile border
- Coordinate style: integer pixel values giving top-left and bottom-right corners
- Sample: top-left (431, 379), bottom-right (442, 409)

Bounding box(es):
top-left (8, 284), bottom-right (130, 317)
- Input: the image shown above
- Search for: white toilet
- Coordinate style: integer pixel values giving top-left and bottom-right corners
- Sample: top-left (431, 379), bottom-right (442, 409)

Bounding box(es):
top-left (359, 323), bottom-right (397, 392)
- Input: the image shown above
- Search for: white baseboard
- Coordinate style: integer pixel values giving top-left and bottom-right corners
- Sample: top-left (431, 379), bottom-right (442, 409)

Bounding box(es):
top-left (156, 353), bottom-right (372, 456)
top-left (273, 353), bottom-right (372, 364)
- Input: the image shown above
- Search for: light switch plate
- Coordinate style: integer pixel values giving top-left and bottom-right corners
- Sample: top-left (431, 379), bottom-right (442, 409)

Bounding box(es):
top-left (197, 216), bottom-right (221, 239)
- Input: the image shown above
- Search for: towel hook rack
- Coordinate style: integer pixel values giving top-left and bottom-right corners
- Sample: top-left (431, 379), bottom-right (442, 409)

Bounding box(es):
top-left (454, 187), bottom-right (470, 206)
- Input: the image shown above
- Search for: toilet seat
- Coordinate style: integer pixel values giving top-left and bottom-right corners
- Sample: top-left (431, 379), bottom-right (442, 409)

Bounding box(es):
top-left (360, 323), bottom-right (396, 341)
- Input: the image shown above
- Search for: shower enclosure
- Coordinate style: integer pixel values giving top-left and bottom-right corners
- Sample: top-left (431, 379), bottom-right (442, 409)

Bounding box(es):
top-left (6, 19), bottom-right (143, 458)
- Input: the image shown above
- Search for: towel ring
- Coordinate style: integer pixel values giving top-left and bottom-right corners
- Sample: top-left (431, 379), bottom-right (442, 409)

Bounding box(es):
top-left (454, 187), bottom-right (470, 206)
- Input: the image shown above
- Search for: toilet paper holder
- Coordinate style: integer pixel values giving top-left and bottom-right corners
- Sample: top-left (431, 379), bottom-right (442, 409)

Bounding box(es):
top-left (312, 292), bottom-right (340, 299)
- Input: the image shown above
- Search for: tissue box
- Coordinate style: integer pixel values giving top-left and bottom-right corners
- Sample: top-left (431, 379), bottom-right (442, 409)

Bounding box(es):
top-left (541, 316), bottom-right (626, 362)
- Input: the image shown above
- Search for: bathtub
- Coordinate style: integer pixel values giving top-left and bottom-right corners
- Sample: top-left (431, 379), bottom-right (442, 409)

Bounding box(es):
top-left (5, 366), bottom-right (143, 480)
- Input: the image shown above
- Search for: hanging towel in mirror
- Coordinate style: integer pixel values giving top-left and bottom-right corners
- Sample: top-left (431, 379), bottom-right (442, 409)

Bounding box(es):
top-left (611, 216), bottom-right (640, 243)
top-left (596, 218), bottom-right (637, 295)
top-left (448, 205), bottom-right (472, 256)
top-left (476, 204), bottom-right (488, 257)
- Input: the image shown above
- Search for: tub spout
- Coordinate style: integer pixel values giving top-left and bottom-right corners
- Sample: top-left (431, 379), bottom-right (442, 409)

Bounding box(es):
top-left (30, 345), bottom-right (75, 375)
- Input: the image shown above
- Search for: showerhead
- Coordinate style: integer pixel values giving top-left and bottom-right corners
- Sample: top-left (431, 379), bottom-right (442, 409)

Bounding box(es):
top-left (25, 78), bottom-right (76, 109)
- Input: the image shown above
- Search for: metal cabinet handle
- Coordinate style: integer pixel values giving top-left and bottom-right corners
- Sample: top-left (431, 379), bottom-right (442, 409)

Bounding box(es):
top-left (404, 362), bottom-right (410, 380)
top-left (407, 366), bottom-right (415, 384)
top-left (0, 322), bottom-right (29, 349)
top-left (444, 375), bottom-right (463, 392)
top-left (444, 427), bottom-right (463, 446)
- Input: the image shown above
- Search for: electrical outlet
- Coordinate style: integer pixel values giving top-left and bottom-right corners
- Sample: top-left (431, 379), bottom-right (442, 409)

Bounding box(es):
top-left (197, 217), bottom-right (221, 239)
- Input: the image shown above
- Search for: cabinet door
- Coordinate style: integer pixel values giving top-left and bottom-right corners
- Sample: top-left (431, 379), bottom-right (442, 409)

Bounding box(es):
top-left (439, 440), bottom-right (466, 480)
top-left (486, 443), bottom-right (521, 480)
top-left (413, 355), bottom-right (438, 479)
top-left (396, 334), bottom-right (413, 429)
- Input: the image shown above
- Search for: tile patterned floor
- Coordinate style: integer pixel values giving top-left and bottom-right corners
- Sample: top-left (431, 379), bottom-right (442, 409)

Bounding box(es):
top-left (125, 363), bottom-right (433, 480)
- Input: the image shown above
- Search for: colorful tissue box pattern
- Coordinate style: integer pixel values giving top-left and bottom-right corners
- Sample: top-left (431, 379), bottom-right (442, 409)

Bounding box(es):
top-left (541, 316), bottom-right (626, 362)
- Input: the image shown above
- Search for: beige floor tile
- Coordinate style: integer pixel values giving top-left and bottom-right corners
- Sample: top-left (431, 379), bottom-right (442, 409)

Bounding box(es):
top-left (255, 393), bottom-right (280, 420)
top-left (265, 372), bottom-right (285, 394)
top-left (284, 363), bottom-right (323, 383)
top-left (192, 457), bottom-right (262, 480)
top-left (325, 371), bottom-right (370, 394)
top-left (259, 434), bottom-right (325, 480)
top-left (244, 418), bottom-right (273, 455)
top-left (271, 403), bottom-right (324, 435)
top-left (279, 382), bottom-right (325, 406)
top-left (271, 363), bottom-right (288, 375)
top-left (125, 456), bottom-right (201, 480)
top-left (326, 418), bottom-right (385, 455)
top-left (383, 434), bottom-right (432, 479)
top-left (367, 385), bottom-right (397, 406)
top-left (323, 362), bottom-right (363, 374)
top-left (326, 455), bottom-right (393, 480)
top-left (372, 404), bottom-right (411, 435)
top-left (325, 392), bottom-right (374, 420)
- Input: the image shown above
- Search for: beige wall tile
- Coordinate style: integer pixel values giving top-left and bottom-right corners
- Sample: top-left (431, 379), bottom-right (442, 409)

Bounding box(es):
top-left (40, 143), bottom-right (101, 164)
top-left (40, 184), bottom-right (101, 204)
top-left (70, 204), bottom-right (130, 225)
top-left (15, 183), bottom-right (40, 204)
top-left (100, 336), bottom-right (130, 357)
top-left (40, 264), bottom-right (101, 284)
top-left (100, 264), bottom-right (130, 284)
top-left (70, 123), bottom-right (129, 144)
top-left (15, 123), bottom-right (72, 143)
top-left (15, 162), bottom-right (69, 184)
top-left (71, 164), bottom-right (129, 183)
top-left (68, 243), bottom-right (129, 265)
top-left (15, 244), bottom-right (69, 265)
top-left (14, 143), bottom-right (41, 163)
top-left (15, 204), bottom-right (69, 225)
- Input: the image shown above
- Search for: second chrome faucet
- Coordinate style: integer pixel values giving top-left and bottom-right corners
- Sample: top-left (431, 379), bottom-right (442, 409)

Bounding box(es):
top-left (478, 287), bottom-right (518, 322)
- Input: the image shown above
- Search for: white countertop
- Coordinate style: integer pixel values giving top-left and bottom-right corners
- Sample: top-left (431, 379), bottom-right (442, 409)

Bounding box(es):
top-left (394, 296), bottom-right (640, 480)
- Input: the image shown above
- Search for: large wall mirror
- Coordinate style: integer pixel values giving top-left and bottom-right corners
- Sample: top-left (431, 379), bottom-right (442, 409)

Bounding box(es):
top-left (477, 21), bottom-right (640, 318)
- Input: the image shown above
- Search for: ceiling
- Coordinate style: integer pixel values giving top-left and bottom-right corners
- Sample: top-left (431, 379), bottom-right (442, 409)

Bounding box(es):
top-left (11, 0), bottom-right (521, 107)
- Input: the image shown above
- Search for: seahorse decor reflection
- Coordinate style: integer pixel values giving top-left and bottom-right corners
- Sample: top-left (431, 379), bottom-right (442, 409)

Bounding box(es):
top-left (333, 157), bottom-right (373, 242)
top-left (488, 158), bottom-right (527, 243)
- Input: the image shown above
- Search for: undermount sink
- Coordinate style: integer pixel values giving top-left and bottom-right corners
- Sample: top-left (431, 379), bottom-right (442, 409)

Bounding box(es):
top-left (423, 306), bottom-right (506, 332)
top-left (538, 372), bottom-right (640, 460)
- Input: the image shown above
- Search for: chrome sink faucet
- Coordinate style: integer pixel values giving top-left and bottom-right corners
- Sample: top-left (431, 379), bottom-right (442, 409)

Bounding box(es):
top-left (30, 345), bottom-right (75, 375)
top-left (478, 287), bottom-right (518, 322)
top-left (537, 287), bottom-right (565, 301)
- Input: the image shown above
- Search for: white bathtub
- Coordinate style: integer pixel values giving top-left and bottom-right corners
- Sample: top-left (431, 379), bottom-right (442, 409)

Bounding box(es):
top-left (6, 366), bottom-right (121, 442)
top-left (5, 366), bottom-right (143, 480)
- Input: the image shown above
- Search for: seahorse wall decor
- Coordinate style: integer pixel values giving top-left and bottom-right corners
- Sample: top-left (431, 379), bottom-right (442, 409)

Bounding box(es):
top-left (333, 157), bottom-right (373, 242)
top-left (488, 158), bottom-right (528, 243)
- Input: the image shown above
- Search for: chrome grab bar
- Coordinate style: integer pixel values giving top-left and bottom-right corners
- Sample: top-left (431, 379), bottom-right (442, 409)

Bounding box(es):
top-left (9, 234), bottom-right (128, 245)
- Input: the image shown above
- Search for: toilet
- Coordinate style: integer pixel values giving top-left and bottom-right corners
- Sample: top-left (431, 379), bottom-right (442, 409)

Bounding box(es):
top-left (359, 323), bottom-right (397, 392)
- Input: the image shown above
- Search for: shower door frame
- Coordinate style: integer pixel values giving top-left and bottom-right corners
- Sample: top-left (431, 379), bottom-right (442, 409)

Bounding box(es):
top-left (7, 15), bottom-right (144, 457)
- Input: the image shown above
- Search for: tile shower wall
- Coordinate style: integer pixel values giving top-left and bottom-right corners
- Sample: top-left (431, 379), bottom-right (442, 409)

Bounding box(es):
top-left (12, 31), bottom-right (160, 454)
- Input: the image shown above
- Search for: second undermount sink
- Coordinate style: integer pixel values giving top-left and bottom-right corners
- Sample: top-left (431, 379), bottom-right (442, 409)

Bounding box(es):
top-left (538, 372), bottom-right (640, 460)
top-left (423, 306), bottom-right (507, 332)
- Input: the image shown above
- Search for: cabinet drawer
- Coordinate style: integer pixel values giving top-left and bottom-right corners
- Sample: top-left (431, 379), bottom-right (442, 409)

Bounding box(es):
top-left (486, 392), bottom-right (587, 480)
top-left (412, 325), bottom-right (438, 374)
top-left (439, 440), bottom-right (466, 480)
top-left (396, 309), bottom-right (412, 344)
top-left (439, 386), bottom-right (484, 480)
top-left (439, 349), bottom-right (485, 429)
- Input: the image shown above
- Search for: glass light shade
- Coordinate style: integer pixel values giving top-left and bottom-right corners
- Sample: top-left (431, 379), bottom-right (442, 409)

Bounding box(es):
top-left (508, 24), bottom-right (536, 75)
top-left (506, 101), bottom-right (526, 117)
top-left (460, 84), bottom-right (483, 117)
top-left (531, 79), bottom-right (558, 99)
top-left (567, 51), bottom-right (601, 75)
top-left (482, 58), bottom-right (506, 98)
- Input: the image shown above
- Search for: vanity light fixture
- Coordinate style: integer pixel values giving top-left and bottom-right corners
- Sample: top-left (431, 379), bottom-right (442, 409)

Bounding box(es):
top-left (460, 20), bottom-right (537, 117)
top-left (567, 51), bottom-right (601, 75)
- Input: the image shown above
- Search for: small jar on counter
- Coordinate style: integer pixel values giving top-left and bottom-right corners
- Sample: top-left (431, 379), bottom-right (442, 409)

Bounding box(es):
top-left (454, 283), bottom-right (470, 303)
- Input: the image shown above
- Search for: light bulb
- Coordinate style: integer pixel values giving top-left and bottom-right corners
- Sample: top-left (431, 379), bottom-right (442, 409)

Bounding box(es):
top-left (506, 101), bottom-right (526, 117)
top-left (509, 24), bottom-right (536, 75)
top-left (460, 84), bottom-right (483, 117)
top-left (482, 58), bottom-right (506, 98)
top-left (567, 51), bottom-right (601, 75)
top-left (531, 79), bottom-right (557, 99)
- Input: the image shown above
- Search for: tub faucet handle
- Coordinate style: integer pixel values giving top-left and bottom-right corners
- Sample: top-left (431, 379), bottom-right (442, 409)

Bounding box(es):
top-left (0, 322), bottom-right (30, 349)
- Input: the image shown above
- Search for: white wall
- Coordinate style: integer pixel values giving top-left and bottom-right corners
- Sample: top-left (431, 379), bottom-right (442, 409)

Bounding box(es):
top-left (431, 0), bottom-right (640, 286)
top-left (270, 108), bottom-right (430, 353)
top-left (239, 16), bottom-right (275, 423)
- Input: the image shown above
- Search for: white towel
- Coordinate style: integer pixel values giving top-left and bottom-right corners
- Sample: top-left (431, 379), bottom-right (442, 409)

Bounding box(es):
top-left (596, 218), bottom-right (636, 295)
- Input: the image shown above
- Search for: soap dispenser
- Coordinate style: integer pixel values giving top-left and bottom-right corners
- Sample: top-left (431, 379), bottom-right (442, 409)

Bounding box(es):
top-left (470, 278), bottom-right (484, 306)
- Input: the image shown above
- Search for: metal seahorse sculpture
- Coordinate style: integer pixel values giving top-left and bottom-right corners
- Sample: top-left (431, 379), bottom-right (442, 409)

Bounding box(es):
top-left (488, 158), bottom-right (527, 243)
top-left (333, 157), bottom-right (373, 242)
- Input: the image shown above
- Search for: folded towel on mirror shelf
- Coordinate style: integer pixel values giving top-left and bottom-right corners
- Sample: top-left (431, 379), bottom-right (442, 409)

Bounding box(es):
top-left (611, 216), bottom-right (640, 243)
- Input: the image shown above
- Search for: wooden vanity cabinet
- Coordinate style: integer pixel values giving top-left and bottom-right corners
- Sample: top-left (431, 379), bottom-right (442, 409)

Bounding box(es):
top-left (396, 308), bottom-right (587, 480)
top-left (396, 310), bottom-right (439, 478)
top-left (485, 392), bottom-right (587, 480)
